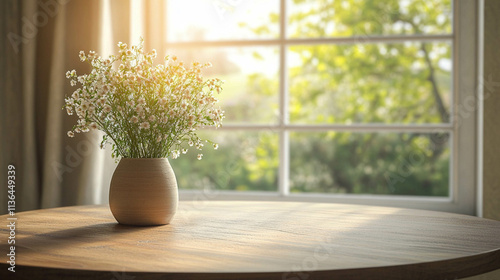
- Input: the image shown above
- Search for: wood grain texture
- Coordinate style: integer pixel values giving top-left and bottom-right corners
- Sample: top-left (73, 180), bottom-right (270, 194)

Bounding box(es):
top-left (1, 202), bottom-right (500, 280)
top-left (110, 158), bottom-right (178, 226)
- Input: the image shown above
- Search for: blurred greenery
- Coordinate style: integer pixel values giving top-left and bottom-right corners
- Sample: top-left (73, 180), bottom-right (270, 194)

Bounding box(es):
top-left (170, 0), bottom-right (452, 196)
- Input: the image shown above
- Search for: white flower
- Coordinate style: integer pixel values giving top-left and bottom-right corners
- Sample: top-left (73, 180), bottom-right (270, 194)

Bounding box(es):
top-left (197, 154), bottom-right (203, 160)
top-left (67, 131), bottom-right (75, 137)
top-left (80, 102), bottom-right (89, 111)
top-left (213, 143), bottom-right (218, 150)
top-left (79, 51), bottom-right (86, 61)
top-left (64, 40), bottom-right (224, 159)
top-left (139, 122), bottom-right (150, 130)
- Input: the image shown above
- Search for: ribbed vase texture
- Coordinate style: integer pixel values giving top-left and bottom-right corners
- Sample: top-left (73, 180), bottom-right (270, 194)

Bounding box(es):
top-left (109, 158), bottom-right (178, 226)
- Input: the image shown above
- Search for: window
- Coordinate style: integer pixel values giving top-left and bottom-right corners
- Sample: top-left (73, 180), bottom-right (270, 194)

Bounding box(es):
top-left (154, 0), bottom-right (477, 214)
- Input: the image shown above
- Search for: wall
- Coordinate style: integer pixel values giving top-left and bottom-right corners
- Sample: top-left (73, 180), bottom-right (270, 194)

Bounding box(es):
top-left (483, 0), bottom-right (500, 221)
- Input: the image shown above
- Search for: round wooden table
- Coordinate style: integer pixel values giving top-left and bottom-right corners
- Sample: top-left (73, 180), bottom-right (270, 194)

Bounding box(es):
top-left (1, 201), bottom-right (500, 280)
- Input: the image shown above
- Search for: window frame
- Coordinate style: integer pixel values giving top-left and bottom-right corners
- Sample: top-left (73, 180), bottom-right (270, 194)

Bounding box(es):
top-left (161, 0), bottom-right (478, 215)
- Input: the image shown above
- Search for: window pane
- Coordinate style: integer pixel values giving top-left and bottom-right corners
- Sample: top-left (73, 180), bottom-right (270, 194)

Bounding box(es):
top-left (166, 0), bottom-right (279, 42)
top-left (166, 47), bottom-right (279, 124)
top-left (287, 0), bottom-right (452, 38)
top-left (289, 132), bottom-right (450, 196)
top-left (170, 131), bottom-right (278, 191)
top-left (288, 42), bottom-right (452, 124)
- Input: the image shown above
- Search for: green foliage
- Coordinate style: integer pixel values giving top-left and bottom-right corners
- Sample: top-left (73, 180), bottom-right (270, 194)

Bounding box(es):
top-left (172, 0), bottom-right (452, 196)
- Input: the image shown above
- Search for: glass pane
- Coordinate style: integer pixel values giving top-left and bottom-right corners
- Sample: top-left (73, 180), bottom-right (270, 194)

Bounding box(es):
top-left (288, 42), bottom-right (452, 124)
top-left (165, 47), bottom-right (279, 124)
top-left (290, 132), bottom-right (450, 196)
top-left (166, 0), bottom-right (279, 41)
top-left (170, 131), bottom-right (278, 191)
top-left (287, 0), bottom-right (452, 38)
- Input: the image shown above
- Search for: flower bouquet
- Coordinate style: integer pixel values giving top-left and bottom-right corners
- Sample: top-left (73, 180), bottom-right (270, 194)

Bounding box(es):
top-left (63, 39), bottom-right (224, 225)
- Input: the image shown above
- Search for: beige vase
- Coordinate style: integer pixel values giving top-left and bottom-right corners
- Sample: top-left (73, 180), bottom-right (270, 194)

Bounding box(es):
top-left (109, 158), bottom-right (178, 226)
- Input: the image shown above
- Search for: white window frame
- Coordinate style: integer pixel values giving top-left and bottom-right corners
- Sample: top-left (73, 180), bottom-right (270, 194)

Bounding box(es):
top-left (161, 0), bottom-right (478, 215)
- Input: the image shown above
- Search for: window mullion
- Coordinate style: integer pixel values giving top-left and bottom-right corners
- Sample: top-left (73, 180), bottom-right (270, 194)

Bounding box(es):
top-left (278, 0), bottom-right (289, 197)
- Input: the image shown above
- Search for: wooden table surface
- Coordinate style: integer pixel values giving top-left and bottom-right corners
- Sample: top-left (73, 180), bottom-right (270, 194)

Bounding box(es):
top-left (1, 201), bottom-right (500, 280)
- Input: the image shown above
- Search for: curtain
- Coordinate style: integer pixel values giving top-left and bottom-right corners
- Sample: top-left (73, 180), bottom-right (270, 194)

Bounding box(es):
top-left (0, 0), bottom-right (136, 214)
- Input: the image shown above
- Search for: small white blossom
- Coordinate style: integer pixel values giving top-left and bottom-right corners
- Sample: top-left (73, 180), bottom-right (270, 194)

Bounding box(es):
top-left (80, 102), bottom-right (89, 111)
top-left (79, 51), bottom-right (86, 61)
top-left (213, 143), bottom-right (218, 150)
top-left (171, 150), bottom-right (180, 159)
top-left (63, 39), bottom-right (224, 159)
top-left (139, 122), bottom-right (150, 130)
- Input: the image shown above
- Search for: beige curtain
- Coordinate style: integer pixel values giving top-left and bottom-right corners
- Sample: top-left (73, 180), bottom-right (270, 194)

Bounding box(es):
top-left (0, 0), bottom-right (134, 214)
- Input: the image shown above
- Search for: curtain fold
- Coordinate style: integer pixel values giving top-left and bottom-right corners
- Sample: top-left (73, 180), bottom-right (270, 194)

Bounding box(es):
top-left (0, 0), bottom-right (131, 214)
